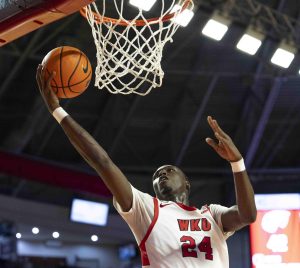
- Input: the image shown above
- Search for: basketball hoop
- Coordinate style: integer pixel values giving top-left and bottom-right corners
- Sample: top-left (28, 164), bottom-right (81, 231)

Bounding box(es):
top-left (80, 0), bottom-right (194, 96)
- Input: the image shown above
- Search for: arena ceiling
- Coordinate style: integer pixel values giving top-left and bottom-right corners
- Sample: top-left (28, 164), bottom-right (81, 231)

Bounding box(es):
top-left (0, 0), bottom-right (300, 245)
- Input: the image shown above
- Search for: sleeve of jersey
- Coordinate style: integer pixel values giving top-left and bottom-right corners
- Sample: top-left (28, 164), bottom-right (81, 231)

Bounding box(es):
top-left (113, 185), bottom-right (155, 244)
top-left (209, 204), bottom-right (235, 240)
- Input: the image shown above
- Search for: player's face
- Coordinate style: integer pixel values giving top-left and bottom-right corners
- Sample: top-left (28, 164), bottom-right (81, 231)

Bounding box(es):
top-left (152, 165), bottom-right (189, 200)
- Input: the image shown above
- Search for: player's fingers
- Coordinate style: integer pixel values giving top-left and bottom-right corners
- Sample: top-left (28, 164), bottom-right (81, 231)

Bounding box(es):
top-left (49, 71), bottom-right (56, 80)
top-left (215, 132), bottom-right (227, 144)
top-left (209, 117), bottom-right (225, 139)
top-left (214, 120), bottom-right (229, 139)
top-left (207, 116), bottom-right (217, 133)
top-left (36, 64), bottom-right (42, 76)
top-left (37, 64), bottom-right (47, 91)
top-left (205, 137), bottom-right (219, 151)
top-left (215, 132), bottom-right (232, 152)
top-left (36, 65), bottom-right (42, 85)
top-left (36, 74), bottom-right (41, 89)
top-left (46, 71), bottom-right (56, 91)
top-left (36, 69), bottom-right (44, 94)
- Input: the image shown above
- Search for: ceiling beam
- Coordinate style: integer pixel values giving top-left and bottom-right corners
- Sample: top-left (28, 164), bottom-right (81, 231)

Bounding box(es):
top-left (175, 75), bottom-right (219, 165)
top-left (255, 103), bottom-right (300, 167)
top-left (254, 9), bottom-right (300, 168)
top-left (233, 44), bottom-right (272, 149)
top-left (233, 0), bottom-right (288, 151)
top-left (245, 77), bottom-right (282, 167)
top-left (0, 29), bottom-right (44, 100)
top-left (108, 96), bottom-right (140, 157)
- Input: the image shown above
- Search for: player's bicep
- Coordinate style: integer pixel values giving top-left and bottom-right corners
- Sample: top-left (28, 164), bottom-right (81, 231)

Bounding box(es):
top-left (221, 205), bottom-right (247, 232)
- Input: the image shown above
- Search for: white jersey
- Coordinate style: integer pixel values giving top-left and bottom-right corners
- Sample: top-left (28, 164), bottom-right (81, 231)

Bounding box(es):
top-left (114, 186), bottom-right (233, 268)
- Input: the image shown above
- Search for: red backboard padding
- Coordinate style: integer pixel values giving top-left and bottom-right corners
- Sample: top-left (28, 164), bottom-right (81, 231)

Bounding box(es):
top-left (0, 0), bottom-right (94, 46)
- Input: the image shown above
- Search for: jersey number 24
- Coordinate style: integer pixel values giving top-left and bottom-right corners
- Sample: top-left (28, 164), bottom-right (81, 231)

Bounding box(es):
top-left (180, 236), bottom-right (213, 260)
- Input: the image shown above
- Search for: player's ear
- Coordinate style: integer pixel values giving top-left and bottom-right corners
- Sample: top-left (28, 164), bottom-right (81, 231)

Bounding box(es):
top-left (185, 178), bottom-right (190, 194)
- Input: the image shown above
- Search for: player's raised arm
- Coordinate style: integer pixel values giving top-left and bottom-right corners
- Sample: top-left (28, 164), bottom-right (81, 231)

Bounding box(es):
top-left (36, 64), bottom-right (133, 212)
top-left (205, 116), bottom-right (257, 232)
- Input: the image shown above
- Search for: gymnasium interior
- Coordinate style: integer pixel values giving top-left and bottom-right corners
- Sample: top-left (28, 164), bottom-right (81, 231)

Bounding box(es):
top-left (0, 0), bottom-right (300, 267)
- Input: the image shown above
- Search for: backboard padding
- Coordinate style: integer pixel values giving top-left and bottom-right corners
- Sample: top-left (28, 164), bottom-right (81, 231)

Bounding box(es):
top-left (0, 0), bottom-right (94, 46)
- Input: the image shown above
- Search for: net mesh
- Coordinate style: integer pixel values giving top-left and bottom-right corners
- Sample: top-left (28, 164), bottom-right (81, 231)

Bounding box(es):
top-left (84, 0), bottom-right (193, 95)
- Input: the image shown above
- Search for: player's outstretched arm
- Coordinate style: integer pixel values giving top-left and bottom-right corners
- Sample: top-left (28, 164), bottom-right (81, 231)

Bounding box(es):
top-left (36, 65), bottom-right (133, 212)
top-left (206, 116), bottom-right (257, 232)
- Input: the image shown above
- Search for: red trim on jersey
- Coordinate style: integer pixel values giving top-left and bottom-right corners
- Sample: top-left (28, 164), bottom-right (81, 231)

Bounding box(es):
top-left (139, 197), bottom-right (159, 266)
top-left (204, 204), bottom-right (213, 216)
top-left (176, 202), bottom-right (197, 211)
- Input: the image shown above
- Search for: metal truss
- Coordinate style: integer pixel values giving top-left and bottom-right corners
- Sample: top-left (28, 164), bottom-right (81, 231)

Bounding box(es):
top-left (196, 0), bottom-right (300, 47)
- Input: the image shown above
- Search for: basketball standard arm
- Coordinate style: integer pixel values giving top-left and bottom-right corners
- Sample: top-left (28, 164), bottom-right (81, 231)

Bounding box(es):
top-left (205, 116), bottom-right (257, 232)
top-left (36, 65), bottom-right (133, 212)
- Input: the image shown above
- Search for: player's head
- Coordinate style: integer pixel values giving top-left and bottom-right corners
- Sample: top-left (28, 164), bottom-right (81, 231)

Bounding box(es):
top-left (152, 165), bottom-right (190, 202)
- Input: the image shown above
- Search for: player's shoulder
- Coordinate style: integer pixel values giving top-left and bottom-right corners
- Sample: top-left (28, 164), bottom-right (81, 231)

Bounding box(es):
top-left (131, 185), bottom-right (154, 201)
top-left (198, 203), bottom-right (225, 214)
top-left (205, 204), bottom-right (232, 218)
top-left (198, 204), bottom-right (211, 214)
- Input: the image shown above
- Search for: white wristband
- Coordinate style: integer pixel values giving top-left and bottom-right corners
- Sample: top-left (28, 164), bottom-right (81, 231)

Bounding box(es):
top-left (230, 158), bottom-right (246, 173)
top-left (52, 107), bottom-right (68, 123)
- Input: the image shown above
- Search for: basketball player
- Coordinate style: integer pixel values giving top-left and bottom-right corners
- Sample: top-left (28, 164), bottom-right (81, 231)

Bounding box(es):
top-left (36, 65), bottom-right (257, 268)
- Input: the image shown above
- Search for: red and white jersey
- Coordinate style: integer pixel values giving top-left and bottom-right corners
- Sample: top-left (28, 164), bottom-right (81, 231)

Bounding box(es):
top-left (114, 186), bottom-right (233, 268)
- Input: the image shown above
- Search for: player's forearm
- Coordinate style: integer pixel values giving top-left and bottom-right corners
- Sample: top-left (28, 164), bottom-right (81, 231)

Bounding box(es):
top-left (50, 108), bottom-right (133, 211)
top-left (233, 171), bottom-right (257, 223)
top-left (60, 115), bottom-right (111, 171)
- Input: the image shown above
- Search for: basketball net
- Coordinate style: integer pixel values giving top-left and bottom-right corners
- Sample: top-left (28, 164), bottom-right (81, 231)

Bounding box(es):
top-left (82, 0), bottom-right (193, 96)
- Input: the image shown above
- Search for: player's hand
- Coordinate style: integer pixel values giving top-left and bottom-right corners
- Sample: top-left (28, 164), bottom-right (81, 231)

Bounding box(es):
top-left (36, 64), bottom-right (60, 113)
top-left (205, 116), bottom-right (242, 162)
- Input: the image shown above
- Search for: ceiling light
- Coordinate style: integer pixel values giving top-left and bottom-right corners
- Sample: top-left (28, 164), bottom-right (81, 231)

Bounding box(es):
top-left (129, 0), bottom-right (157, 12)
top-left (236, 29), bottom-right (264, 55)
top-left (91, 235), bottom-right (98, 242)
top-left (271, 41), bottom-right (296, 68)
top-left (16, 233), bottom-right (22, 239)
top-left (32, 227), bottom-right (39, 234)
top-left (52, 232), bottom-right (60, 239)
top-left (201, 13), bottom-right (230, 41)
top-left (171, 4), bottom-right (194, 27)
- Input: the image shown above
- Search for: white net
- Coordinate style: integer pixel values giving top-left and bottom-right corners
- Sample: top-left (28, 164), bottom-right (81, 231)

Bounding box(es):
top-left (84, 0), bottom-right (193, 96)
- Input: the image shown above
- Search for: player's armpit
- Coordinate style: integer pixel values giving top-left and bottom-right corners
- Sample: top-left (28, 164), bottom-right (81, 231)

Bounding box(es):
top-left (221, 205), bottom-right (251, 232)
top-left (95, 159), bottom-right (133, 212)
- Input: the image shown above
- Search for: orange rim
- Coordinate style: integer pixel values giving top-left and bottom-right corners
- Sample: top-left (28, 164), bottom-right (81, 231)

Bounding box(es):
top-left (80, 0), bottom-right (193, 26)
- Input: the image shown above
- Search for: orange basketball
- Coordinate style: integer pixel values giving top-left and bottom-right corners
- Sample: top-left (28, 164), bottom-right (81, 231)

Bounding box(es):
top-left (42, 46), bottom-right (92, 98)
